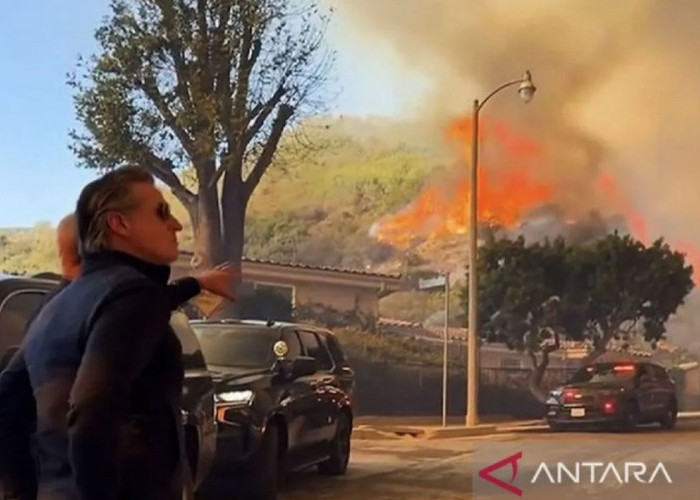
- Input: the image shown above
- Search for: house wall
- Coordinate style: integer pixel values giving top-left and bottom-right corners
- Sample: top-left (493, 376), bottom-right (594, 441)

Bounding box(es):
top-left (171, 259), bottom-right (390, 316)
top-left (294, 283), bottom-right (378, 315)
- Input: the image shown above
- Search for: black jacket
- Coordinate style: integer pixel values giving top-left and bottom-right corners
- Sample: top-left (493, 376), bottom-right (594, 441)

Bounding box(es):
top-left (0, 279), bottom-right (70, 500)
top-left (0, 252), bottom-right (201, 500)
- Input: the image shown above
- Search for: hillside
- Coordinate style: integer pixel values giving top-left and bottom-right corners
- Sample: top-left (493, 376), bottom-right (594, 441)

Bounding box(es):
top-left (0, 115), bottom-right (439, 277)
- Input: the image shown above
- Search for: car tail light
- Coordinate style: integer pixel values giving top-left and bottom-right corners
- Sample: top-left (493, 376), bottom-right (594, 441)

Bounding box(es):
top-left (614, 364), bottom-right (635, 373)
top-left (600, 398), bottom-right (617, 414)
top-left (562, 389), bottom-right (579, 404)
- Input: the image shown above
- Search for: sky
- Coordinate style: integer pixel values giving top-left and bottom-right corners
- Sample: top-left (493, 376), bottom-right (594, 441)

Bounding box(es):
top-left (0, 2), bottom-right (430, 228)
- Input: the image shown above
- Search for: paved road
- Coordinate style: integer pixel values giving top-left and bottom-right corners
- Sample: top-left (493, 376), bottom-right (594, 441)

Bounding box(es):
top-left (200, 420), bottom-right (700, 500)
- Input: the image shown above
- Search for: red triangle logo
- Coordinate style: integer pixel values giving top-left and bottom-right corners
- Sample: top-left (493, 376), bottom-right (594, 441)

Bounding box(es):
top-left (477, 451), bottom-right (523, 496)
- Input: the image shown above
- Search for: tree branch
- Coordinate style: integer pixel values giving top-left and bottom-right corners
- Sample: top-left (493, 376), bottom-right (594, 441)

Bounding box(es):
top-left (212, 0), bottom-right (234, 145)
top-left (133, 146), bottom-right (197, 207)
top-left (195, 0), bottom-right (214, 95)
top-left (154, 0), bottom-right (193, 110)
top-left (138, 76), bottom-right (197, 158)
top-left (229, 25), bottom-right (262, 151)
top-left (243, 103), bottom-right (294, 195)
top-left (243, 84), bottom-right (287, 145)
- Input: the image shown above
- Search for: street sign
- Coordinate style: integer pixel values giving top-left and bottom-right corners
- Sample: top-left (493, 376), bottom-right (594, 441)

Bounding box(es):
top-left (418, 275), bottom-right (446, 290)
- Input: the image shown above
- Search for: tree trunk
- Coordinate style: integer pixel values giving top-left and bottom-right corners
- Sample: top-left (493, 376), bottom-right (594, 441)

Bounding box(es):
top-left (527, 349), bottom-right (552, 403)
top-left (215, 169), bottom-right (248, 317)
top-left (192, 183), bottom-right (223, 269)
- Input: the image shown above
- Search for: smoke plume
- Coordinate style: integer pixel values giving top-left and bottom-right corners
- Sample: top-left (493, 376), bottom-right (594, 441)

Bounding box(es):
top-left (329, 0), bottom-right (700, 244)
top-left (328, 0), bottom-right (700, 349)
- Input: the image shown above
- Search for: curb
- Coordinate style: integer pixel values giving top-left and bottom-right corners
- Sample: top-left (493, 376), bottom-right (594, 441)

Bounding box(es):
top-left (424, 425), bottom-right (497, 440)
top-left (352, 412), bottom-right (700, 440)
top-left (352, 424), bottom-right (498, 440)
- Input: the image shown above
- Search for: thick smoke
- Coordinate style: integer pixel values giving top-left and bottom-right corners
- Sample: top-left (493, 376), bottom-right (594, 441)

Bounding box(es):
top-left (327, 0), bottom-right (700, 351)
top-left (328, 0), bottom-right (700, 244)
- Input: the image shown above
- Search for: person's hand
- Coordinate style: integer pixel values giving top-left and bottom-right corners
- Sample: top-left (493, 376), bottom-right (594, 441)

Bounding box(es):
top-left (193, 263), bottom-right (238, 302)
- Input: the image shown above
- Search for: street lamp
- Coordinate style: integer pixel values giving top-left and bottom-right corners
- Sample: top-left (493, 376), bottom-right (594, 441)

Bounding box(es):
top-left (466, 70), bottom-right (536, 428)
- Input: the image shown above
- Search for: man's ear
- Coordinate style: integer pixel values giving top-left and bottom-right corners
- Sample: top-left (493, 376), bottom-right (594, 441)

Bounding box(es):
top-left (105, 212), bottom-right (130, 237)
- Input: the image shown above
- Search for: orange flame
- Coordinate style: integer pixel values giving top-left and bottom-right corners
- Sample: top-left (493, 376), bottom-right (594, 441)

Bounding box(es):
top-left (372, 115), bottom-right (700, 283)
top-left (372, 117), bottom-right (552, 248)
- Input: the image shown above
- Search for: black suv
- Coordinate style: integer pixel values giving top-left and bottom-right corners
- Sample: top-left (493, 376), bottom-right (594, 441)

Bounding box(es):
top-left (0, 274), bottom-right (217, 493)
top-left (546, 361), bottom-right (678, 431)
top-left (189, 319), bottom-right (355, 500)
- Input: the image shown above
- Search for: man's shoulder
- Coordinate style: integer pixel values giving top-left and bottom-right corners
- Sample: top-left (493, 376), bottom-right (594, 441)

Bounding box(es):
top-left (80, 264), bottom-right (159, 291)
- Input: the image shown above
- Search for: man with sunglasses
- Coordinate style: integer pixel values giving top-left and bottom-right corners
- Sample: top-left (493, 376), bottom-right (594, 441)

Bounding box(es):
top-left (7, 167), bottom-right (234, 500)
top-left (0, 212), bottom-right (236, 500)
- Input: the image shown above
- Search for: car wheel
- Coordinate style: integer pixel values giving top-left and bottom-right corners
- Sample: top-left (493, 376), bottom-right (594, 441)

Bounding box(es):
top-left (621, 401), bottom-right (639, 432)
top-left (244, 422), bottom-right (280, 500)
top-left (318, 412), bottom-right (352, 476)
top-left (660, 399), bottom-right (678, 430)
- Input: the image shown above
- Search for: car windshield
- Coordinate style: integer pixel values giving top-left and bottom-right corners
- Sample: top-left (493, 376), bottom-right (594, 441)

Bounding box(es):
top-left (568, 363), bottom-right (637, 384)
top-left (190, 324), bottom-right (277, 369)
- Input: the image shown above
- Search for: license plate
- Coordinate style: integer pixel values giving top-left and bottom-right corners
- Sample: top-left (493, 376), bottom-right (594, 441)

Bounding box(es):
top-left (571, 408), bottom-right (586, 417)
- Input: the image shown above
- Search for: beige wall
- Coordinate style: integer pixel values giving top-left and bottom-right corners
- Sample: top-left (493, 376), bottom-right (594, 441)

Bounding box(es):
top-left (171, 261), bottom-right (384, 316)
top-left (685, 368), bottom-right (700, 396)
top-left (293, 282), bottom-right (378, 315)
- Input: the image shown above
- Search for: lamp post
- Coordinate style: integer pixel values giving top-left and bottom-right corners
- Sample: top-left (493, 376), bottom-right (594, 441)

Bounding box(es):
top-left (466, 71), bottom-right (536, 428)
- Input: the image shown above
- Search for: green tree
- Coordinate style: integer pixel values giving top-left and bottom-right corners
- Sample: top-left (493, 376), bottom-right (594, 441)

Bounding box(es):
top-left (464, 233), bottom-right (694, 401)
top-left (465, 237), bottom-right (588, 400)
top-left (69, 0), bottom-right (333, 305)
top-left (579, 233), bottom-right (694, 364)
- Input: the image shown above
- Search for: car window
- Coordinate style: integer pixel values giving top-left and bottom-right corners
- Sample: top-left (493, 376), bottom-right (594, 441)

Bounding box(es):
top-left (170, 311), bottom-right (206, 370)
top-left (191, 324), bottom-right (277, 369)
top-left (298, 330), bottom-right (333, 371)
top-left (281, 329), bottom-right (303, 359)
top-left (0, 291), bottom-right (46, 367)
top-left (322, 333), bottom-right (347, 366)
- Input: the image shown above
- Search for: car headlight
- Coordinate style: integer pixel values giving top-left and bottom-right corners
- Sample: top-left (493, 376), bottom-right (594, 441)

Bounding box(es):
top-left (215, 390), bottom-right (254, 405)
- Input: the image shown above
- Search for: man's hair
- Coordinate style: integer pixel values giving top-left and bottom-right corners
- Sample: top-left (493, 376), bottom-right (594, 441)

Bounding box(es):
top-left (76, 166), bottom-right (154, 255)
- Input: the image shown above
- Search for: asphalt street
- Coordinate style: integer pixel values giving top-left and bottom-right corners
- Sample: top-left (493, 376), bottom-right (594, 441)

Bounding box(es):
top-left (199, 420), bottom-right (700, 500)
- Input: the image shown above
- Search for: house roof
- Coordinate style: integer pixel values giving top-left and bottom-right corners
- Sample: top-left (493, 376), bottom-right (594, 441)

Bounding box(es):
top-left (178, 251), bottom-right (402, 280)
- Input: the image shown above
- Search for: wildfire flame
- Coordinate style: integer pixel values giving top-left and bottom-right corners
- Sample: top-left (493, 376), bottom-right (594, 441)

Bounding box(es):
top-left (372, 117), bottom-right (552, 248)
top-left (372, 115), bottom-right (700, 282)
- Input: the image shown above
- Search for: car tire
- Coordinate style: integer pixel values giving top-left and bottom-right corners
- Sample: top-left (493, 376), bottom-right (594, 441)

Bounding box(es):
top-left (548, 422), bottom-right (563, 432)
top-left (244, 422), bottom-right (280, 500)
top-left (318, 412), bottom-right (352, 476)
top-left (659, 399), bottom-right (678, 430)
top-left (621, 401), bottom-right (639, 432)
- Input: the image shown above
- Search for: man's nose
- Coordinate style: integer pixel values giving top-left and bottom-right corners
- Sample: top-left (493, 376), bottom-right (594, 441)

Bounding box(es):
top-left (169, 215), bottom-right (183, 231)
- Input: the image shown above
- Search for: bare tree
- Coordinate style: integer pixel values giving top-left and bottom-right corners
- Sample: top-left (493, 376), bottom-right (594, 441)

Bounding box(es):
top-left (69, 0), bottom-right (334, 307)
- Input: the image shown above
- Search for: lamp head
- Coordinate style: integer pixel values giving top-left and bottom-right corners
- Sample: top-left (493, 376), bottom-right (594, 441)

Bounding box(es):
top-left (518, 70), bottom-right (536, 103)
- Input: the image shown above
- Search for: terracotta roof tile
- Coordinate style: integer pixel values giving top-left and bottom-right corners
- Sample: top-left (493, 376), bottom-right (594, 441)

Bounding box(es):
top-left (178, 251), bottom-right (402, 279)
